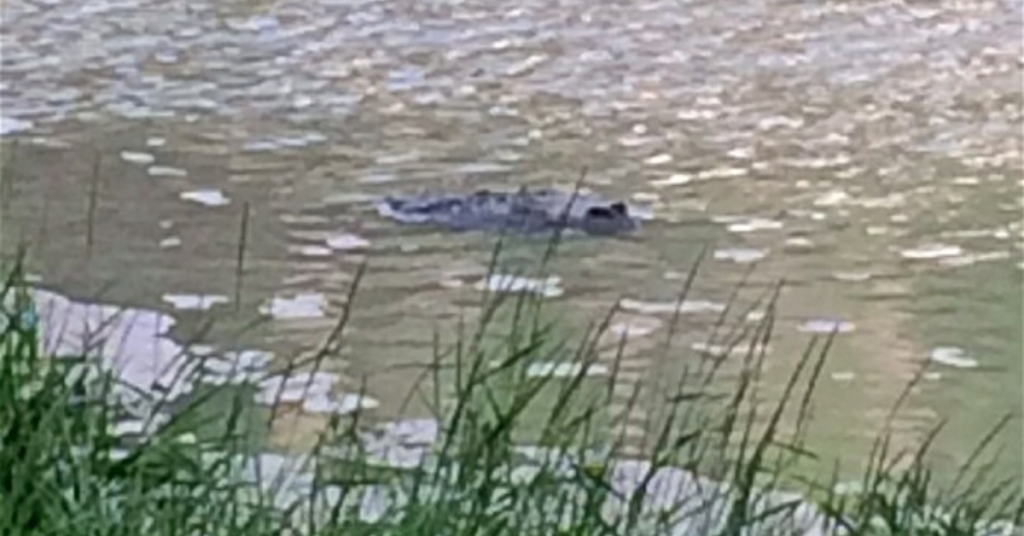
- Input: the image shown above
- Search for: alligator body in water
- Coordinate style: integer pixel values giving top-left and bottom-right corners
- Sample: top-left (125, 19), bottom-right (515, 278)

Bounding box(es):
top-left (376, 188), bottom-right (641, 236)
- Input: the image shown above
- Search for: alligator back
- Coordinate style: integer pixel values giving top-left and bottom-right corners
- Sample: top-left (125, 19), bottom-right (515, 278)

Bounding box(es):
top-left (376, 188), bottom-right (640, 236)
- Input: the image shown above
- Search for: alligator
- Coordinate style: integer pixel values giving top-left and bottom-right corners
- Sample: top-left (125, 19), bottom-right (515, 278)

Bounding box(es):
top-left (376, 187), bottom-right (641, 237)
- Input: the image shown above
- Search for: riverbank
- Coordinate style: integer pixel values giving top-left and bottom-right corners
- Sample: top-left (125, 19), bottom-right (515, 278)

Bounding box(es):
top-left (1, 260), bottom-right (1018, 536)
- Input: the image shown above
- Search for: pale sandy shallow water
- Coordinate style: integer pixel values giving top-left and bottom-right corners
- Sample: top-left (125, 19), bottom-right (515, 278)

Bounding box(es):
top-left (1, 0), bottom-right (1021, 483)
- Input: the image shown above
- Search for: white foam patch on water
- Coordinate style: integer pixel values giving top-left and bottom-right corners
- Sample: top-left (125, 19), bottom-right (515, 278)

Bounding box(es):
top-left (201, 350), bottom-right (270, 384)
top-left (832, 271), bottom-right (873, 282)
top-left (691, 341), bottom-right (770, 357)
top-left (738, 308), bottom-right (764, 323)
top-left (438, 278), bottom-right (464, 289)
top-left (231, 452), bottom-right (319, 510)
top-left (255, 372), bottom-right (339, 405)
top-left (830, 371), bottom-right (856, 381)
top-left (475, 275), bottom-right (564, 298)
top-left (505, 53), bottom-right (547, 76)
top-left (727, 147), bottom-right (754, 159)
top-left (937, 250), bottom-right (1011, 267)
top-left (254, 372), bottom-right (379, 415)
top-left (201, 373), bottom-right (258, 387)
top-left (303, 394), bottom-right (381, 415)
top-left (930, 346), bottom-right (978, 368)
top-left (599, 458), bottom-right (826, 535)
top-left (854, 193), bottom-right (906, 209)
top-left (281, 214), bottom-right (334, 226)
top-left (335, 395), bottom-right (382, 414)
top-left (181, 189), bottom-right (231, 207)
top-left (644, 153), bottom-right (673, 165)
top-left (359, 171), bottom-right (397, 184)
top-left (16, 293), bottom-right (278, 415)
top-left (757, 115), bottom-right (804, 130)
top-left (727, 218), bottom-right (784, 233)
top-left (784, 237), bottom-right (816, 250)
top-left (900, 244), bottom-right (963, 260)
top-left (146, 137), bottom-right (166, 147)
top-left (110, 414), bottom-right (173, 437)
top-left (631, 191), bottom-right (660, 203)
top-left (714, 247), bottom-right (769, 263)
top-left (162, 293), bottom-right (229, 311)
top-left (358, 419), bottom-right (439, 469)
top-left (28, 289), bottom-right (197, 406)
top-left (609, 316), bottom-right (663, 339)
top-left (627, 203), bottom-right (656, 221)
top-left (942, 227), bottom-right (1012, 240)
top-left (206, 432), bottom-right (883, 536)
top-left (526, 361), bottom-right (610, 378)
top-left (797, 319), bottom-right (856, 334)
top-left (1, 116), bottom-right (33, 136)
top-left (326, 233), bottom-right (371, 251)
top-left (697, 166), bottom-right (748, 180)
top-left (296, 245), bottom-right (333, 257)
top-left (619, 135), bottom-right (654, 148)
top-left (649, 174), bottom-right (692, 188)
top-left (832, 481), bottom-right (866, 496)
top-left (110, 419), bottom-right (148, 437)
top-left (159, 236), bottom-right (182, 249)
top-left (190, 345), bottom-right (216, 356)
top-left (620, 298), bottom-right (726, 315)
top-left (783, 155), bottom-right (852, 169)
top-left (951, 176), bottom-right (981, 186)
top-left (711, 215), bottom-right (749, 225)
top-left (148, 165), bottom-right (188, 177)
top-left (120, 151), bottom-right (155, 164)
top-left (259, 293), bottom-right (327, 320)
top-left (231, 350), bottom-right (273, 370)
top-left (238, 129), bottom-right (328, 151)
top-left (676, 107), bottom-right (719, 120)
top-left (172, 432), bottom-right (198, 445)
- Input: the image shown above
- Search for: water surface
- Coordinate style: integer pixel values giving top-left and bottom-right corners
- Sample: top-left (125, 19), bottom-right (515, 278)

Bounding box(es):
top-left (1, 0), bottom-right (1020, 481)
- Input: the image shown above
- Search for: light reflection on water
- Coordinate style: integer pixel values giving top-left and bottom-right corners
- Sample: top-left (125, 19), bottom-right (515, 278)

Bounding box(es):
top-left (1, 0), bottom-right (1021, 481)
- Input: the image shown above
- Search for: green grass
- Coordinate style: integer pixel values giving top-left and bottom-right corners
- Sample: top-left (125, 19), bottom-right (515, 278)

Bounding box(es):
top-left (0, 242), bottom-right (1020, 536)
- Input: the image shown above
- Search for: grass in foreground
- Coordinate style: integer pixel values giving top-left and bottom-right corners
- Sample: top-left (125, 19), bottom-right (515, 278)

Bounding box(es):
top-left (0, 249), bottom-right (1020, 536)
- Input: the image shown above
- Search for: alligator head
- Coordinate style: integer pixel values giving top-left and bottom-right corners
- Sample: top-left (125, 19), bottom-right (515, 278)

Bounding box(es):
top-left (578, 201), bottom-right (639, 236)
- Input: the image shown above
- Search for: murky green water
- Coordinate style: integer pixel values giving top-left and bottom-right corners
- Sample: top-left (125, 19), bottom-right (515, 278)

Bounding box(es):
top-left (1, 0), bottom-right (1020, 481)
